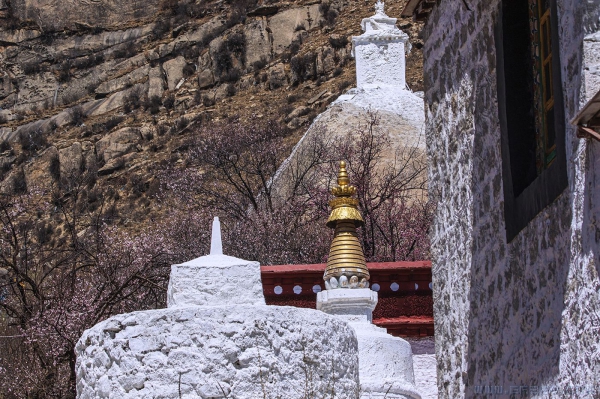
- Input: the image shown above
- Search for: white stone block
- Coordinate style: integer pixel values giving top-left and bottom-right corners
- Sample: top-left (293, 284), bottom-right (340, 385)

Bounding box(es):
top-left (167, 254), bottom-right (266, 308)
top-left (76, 306), bottom-right (360, 399)
top-left (317, 288), bottom-right (378, 322)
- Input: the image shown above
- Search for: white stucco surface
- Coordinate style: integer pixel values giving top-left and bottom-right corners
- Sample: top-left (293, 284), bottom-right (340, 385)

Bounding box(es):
top-left (406, 337), bottom-right (438, 399)
top-left (354, 42), bottom-right (408, 89)
top-left (332, 87), bottom-right (425, 139)
top-left (352, 0), bottom-right (409, 89)
top-left (412, 355), bottom-right (437, 399)
top-left (75, 305), bottom-right (360, 399)
top-left (317, 288), bottom-right (422, 399)
top-left (167, 254), bottom-right (266, 308)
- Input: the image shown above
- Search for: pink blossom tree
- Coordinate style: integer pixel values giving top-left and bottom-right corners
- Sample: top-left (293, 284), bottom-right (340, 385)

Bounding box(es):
top-left (0, 189), bottom-right (172, 397)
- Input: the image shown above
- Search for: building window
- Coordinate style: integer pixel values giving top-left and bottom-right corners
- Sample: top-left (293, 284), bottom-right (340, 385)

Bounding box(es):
top-left (496, 0), bottom-right (568, 241)
top-left (532, 0), bottom-right (557, 169)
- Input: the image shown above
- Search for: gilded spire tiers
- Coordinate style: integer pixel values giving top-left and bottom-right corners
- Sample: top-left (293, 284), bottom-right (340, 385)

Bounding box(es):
top-left (324, 161), bottom-right (370, 289)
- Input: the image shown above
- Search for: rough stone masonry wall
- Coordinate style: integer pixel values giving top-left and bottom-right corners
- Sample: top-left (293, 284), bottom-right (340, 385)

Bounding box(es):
top-left (422, 0), bottom-right (600, 398)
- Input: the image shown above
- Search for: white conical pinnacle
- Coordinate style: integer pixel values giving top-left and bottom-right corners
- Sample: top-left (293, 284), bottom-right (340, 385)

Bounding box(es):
top-left (210, 217), bottom-right (223, 255)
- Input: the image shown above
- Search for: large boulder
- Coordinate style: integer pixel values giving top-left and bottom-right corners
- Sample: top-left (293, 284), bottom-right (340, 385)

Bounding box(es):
top-left (163, 56), bottom-right (187, 91)
top-left (197, 50), bottom-right (215, 89)
top-left (58, 142), bottom-right (83, 179)
top-left (147, 67), bottom-right (165, 99)
top-left (316, 46), bottom-right (337, 76)
top-left (268, 62), bottom-right (287, 90)
top-left (268, 5), bottom-right (322, 54)
top-left (243, 18), bottom-right (272, 66)
top-left (95, 127), bottom-right (141, 163)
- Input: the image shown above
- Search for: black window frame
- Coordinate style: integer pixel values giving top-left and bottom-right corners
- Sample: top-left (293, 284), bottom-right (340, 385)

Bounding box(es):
top-left (495, 0), bottom-right (568, 241)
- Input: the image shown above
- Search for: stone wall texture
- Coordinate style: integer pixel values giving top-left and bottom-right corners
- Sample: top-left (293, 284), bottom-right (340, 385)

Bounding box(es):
top-left (76, 306), bottom-right (360, 398)
top-left (422, 0), bottom-right (600, 398)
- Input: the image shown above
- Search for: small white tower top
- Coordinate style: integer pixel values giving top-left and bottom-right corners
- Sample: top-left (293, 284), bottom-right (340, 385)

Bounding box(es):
top-left (374, 0), bottom-right (385, 16)
top-left (210, 216), bottom-right (223, 255)
top-left (353, 1), bottom-right (410, 89)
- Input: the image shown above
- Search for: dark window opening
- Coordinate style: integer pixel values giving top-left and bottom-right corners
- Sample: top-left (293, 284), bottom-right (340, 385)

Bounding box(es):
top-left (496, 0), bottom-right (568, 241)
top-left (501, 0), bottom-right (538, 196)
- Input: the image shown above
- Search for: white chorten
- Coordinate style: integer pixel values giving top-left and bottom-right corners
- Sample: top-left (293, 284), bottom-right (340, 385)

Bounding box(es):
top-left (316, 162), bottom-right (422, 399)
top-left (353, 0), bottom-right (411, 89)
top-left (75, 218), bottom-right (361, 398)
top-left (329, 0), bottom-right (425, 137)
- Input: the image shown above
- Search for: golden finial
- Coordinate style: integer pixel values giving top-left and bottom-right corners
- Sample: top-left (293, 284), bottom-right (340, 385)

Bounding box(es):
top-left (337, 161), bottom-right (350, 186)
top-left (323, 161), bottom-right (370, 289)
top-left (330, 161), bottom-right (356, 199)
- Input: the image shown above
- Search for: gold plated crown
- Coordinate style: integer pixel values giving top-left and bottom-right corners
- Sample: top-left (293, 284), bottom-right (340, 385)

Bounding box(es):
top-left (326, 161), bottom-right (364, 228)
top-left (323, 161), bottom-right (370, 289)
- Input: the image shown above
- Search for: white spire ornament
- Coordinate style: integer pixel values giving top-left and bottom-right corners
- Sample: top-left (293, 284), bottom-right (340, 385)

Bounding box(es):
top-left (210, 216), bottom-right (223, 255)
top-left (374, 0), bottom-right (385, 16)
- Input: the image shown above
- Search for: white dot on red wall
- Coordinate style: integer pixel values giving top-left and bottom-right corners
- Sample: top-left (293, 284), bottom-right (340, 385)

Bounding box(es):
top-left (429, 282), bottom-right (433, 290)
top-left (371, 283), bottom-right (380, 292)
top-left (293, 285), bottom-right (302, 295)
top-left (390, 282), bottom-right (399, 292)
top-left (312, 285), bottom-right (322, 293)
top-left (274, 286), bottom-right (283, 295)
top-left (415, 283), bottom-right (419, 290)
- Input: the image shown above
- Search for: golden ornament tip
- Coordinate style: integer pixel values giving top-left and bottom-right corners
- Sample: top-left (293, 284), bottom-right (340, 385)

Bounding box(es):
top-left (337, 161), bottom-right (349, 187)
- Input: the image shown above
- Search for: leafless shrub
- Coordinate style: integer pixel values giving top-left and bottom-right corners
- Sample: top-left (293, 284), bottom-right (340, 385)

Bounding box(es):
top-left (252, 56), bottom-right (268, 73)
top-left (291, 52), bottom-right (317, 83)
top-left (69, 105), bottom-right (85, 126)
top-left (183, 63), bottom-right (196, 77)
top-left (225, 83), bottom-right (236, 97)
top-left (163, 94), bottom-right (176, 110)
top-left (329, 35), bottom-right (348, 49)
top-left (202, 94), bottom-right (216, 107)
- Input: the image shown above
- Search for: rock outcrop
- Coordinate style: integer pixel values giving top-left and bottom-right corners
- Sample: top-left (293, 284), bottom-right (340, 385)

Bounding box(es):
top-left (0, 0), bottom-right (425, 238)
top-left (10, 0), bottom-right (162, 31)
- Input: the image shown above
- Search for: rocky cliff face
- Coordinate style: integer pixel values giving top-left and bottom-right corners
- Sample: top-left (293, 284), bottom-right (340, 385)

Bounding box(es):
top-left (0, 0), bottom-right (423, 228)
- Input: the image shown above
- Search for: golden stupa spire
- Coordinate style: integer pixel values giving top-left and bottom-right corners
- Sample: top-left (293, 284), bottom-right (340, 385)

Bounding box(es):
top-left (324, 161), bottom-right (370, 289)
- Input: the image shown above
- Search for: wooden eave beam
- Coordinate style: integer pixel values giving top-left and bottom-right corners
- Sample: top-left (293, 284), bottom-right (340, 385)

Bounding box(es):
top-left (577, 126), bottom-right (600, 141)
top-left (571, 90), bottom-right (600, 142)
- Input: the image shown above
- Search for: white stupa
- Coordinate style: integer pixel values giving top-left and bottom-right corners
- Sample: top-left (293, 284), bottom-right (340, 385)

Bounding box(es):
top-left (76, 218), bottom-right (361, 398)
top-left (269, 0), bottom-right (426, 205)
top-left (333, 0), bottom-right (424, 133)
top-left (353, 0), bottom-right (410, 90)
top-left (316, 162), bottom-right (422, 399)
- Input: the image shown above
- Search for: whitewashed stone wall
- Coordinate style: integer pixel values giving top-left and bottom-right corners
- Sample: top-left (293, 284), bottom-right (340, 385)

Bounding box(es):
top-left (76, 306), bottom-right (359, 399)
top-left (317, 288), bottom-right (421, 399)
top-left (422, 0), bottom-right (600, 398)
